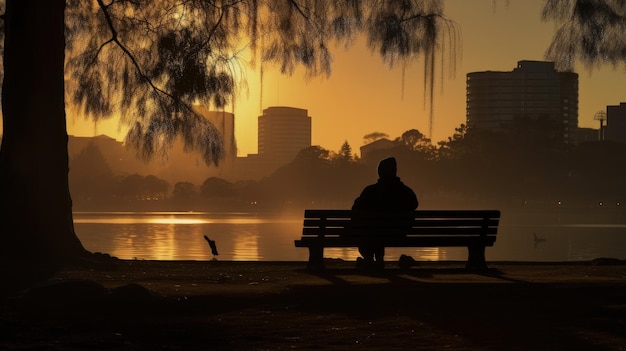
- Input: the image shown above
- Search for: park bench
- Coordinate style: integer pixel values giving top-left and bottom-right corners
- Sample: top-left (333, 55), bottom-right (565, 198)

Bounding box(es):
top-left (294, 209), bottom-right (501, 270)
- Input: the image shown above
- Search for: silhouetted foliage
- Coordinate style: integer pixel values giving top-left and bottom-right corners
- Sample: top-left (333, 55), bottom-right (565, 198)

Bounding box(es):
top-left (62, 0), bottom-right (457, 164)
top-left (543, 0), bottom-right (626, 70)
top-left (297, 145), bottom-right (331, 162)
top-left (117, 174), bottom-right (169, 200)
top-left (252, 145), bottom-right (369, 210)
top-left (201, 177), bottom-right (237, 199)
top-left (436, 123), bottom-right (468, 160)
top-left (173, 181), bottom-right (198, 201)
top-left (69, 141), bottom-right (116, 203)
top-left (334, 140), bottom-right (355, 165)
top-left (396, 129), bottom-right (436, 159)
top-left (364, 132), bottom-right (390, 144)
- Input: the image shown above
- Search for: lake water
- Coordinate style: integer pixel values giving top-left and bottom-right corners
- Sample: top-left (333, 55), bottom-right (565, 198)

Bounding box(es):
top-left (73, 211), bottom-right (626, 262)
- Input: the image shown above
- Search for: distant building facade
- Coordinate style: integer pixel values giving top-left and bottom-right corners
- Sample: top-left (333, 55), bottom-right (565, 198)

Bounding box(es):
top-left (466, 60), bottom-right (579, 144)
top-left (576, 127), bottom-right (600, 144)
top-left (359, 138), bottom-right (396, 161)
top-left (258, 106), bottom-right (311, 165)
top-left (232, 106), bottom-right (312, 181)
top-left (605, 102), bottom-right (626, 143)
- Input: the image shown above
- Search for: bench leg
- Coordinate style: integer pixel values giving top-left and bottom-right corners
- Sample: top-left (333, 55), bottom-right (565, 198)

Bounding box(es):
top-left (466, 244), bottom-right (487, 270)
top-left (307, 246), bottom-right (324, 270)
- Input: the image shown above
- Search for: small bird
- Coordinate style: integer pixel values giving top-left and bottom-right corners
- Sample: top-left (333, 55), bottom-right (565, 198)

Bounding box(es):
top-left (204, 235), bottom-right (219, 257)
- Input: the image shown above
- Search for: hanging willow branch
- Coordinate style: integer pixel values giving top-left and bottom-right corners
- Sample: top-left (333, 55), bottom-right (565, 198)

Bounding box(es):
top-left (65, 0), bottom-right (458, 164)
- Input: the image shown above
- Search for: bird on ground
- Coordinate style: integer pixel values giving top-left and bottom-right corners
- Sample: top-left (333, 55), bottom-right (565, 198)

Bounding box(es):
top-left (203, 235), bottom-right (219, 257)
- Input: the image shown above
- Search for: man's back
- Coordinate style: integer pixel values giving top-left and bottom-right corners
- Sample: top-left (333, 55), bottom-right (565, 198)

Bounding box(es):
top-left (352, 176), bottom-right (418, 212)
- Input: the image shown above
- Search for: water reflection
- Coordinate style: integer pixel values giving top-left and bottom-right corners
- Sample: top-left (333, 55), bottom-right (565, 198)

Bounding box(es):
top-left (73, 212), bottom-right (626, 262)
top-left (232, 228), bottom-right (261, 260)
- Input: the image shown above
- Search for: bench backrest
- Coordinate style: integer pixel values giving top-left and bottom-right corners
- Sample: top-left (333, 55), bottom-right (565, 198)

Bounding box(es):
top-left (302, 209), bottom-right (500, 238)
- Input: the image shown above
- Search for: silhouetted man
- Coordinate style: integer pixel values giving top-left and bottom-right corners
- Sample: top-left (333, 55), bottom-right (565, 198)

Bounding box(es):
top-left (351, 157), bottom-right (418, 268)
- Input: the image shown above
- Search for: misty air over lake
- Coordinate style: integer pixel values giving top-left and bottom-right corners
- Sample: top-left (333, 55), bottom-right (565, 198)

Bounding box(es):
top-left (68, 96), bottom-right (626, 264)
top-left (68, 88), bottom-right (626, 265)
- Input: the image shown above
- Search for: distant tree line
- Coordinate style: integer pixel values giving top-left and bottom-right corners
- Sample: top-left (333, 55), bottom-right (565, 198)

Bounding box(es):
top-left (69, 124), bottom-right (626, 213)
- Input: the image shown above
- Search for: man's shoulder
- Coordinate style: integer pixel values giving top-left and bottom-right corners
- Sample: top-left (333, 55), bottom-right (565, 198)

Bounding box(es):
top-left (362, 183), bottom-right (380, 192)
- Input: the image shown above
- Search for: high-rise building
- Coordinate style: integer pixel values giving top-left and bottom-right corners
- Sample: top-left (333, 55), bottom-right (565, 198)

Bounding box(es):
top-left (605, 102), bottom-right (626, 143)
top-left (466, 60), bottom-right (579, 144)
top-left (230, 106), bottom-right (312, 181)
top-left (258, 106), bottom-right (312, 165)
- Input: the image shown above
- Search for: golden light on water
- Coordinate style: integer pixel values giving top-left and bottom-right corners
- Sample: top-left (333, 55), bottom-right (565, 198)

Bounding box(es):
top-left (108, 225), bottom-right (179, 260)
top-left (150, 224), bottom-right (177, 261)
top-left (325, 247), bottom-right (462, 262)
top-left (232, 230), bottom-right (261, 261)
top-left (414, 248), bottom-right (449, 262)
top-left (148, 218), bottom-right (208, 225)
top-left (73, 212), bottom-right (278, 225)
top-left (73, 215), bottom-right (210, 225)
top-left (74, 212), bottom-right (626, 262)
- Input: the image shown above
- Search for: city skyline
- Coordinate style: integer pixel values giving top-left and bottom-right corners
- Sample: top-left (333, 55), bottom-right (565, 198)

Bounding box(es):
top-left (63, 0), bottom-right (626, 158)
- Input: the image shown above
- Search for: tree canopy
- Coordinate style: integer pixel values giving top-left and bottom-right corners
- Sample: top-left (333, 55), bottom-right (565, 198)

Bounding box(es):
top-left (543, 0), bottom-right (626, 70)
top-left (61, 0), bottom-right (458, 165)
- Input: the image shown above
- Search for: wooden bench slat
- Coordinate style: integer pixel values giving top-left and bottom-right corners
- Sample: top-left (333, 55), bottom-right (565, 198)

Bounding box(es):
top-left (295, 236), bottom-right (497, 247)
top-left (302, 227), bottom-right (499, 236)
top-left (304, 218), bottom-right (500, 228)
top-left (304, 209), bottom-right (500, 219)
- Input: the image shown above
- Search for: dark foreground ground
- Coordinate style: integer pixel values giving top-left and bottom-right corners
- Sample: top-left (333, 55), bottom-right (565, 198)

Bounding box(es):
top-left (1, 259), bottom-right (626, 350)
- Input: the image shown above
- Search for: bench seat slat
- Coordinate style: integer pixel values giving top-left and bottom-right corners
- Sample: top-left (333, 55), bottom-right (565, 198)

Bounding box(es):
top-left (295, 236), bottom-right (496, 248)
top-left (303, 218), bottom-right (499, 227)
top-left (304, 209), bottom-right (500, 219)
top-left (302, 227), bottom-right (498, 236)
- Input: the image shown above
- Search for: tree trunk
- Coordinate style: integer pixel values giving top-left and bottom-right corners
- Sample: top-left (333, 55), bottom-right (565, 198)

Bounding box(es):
top-left (0, 0), bottom-right (88, 290)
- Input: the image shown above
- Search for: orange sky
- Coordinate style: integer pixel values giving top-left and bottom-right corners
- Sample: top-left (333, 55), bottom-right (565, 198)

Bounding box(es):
top-left (59, 1), bottom-right (626, 157)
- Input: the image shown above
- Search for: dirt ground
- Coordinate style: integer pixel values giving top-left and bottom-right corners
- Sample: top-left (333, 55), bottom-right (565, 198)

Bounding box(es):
top-left (2, 259), bottom-right (626, 350)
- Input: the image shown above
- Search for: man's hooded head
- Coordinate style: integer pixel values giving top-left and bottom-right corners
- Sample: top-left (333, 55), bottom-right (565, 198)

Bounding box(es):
top-left (377, 157), bottom-right (397, 179)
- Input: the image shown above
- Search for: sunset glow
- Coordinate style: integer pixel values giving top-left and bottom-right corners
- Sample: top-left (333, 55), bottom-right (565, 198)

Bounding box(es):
top-left (61, 1), bottom-right (626, 159)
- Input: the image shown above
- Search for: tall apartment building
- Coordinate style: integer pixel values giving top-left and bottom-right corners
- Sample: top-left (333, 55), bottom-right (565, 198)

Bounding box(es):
top-left (605, 102), bottom-right (626, 143)
top-left (466, 60), bottom-right (579, 144)
top-left (258, 106), bottom-right (312, 165)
